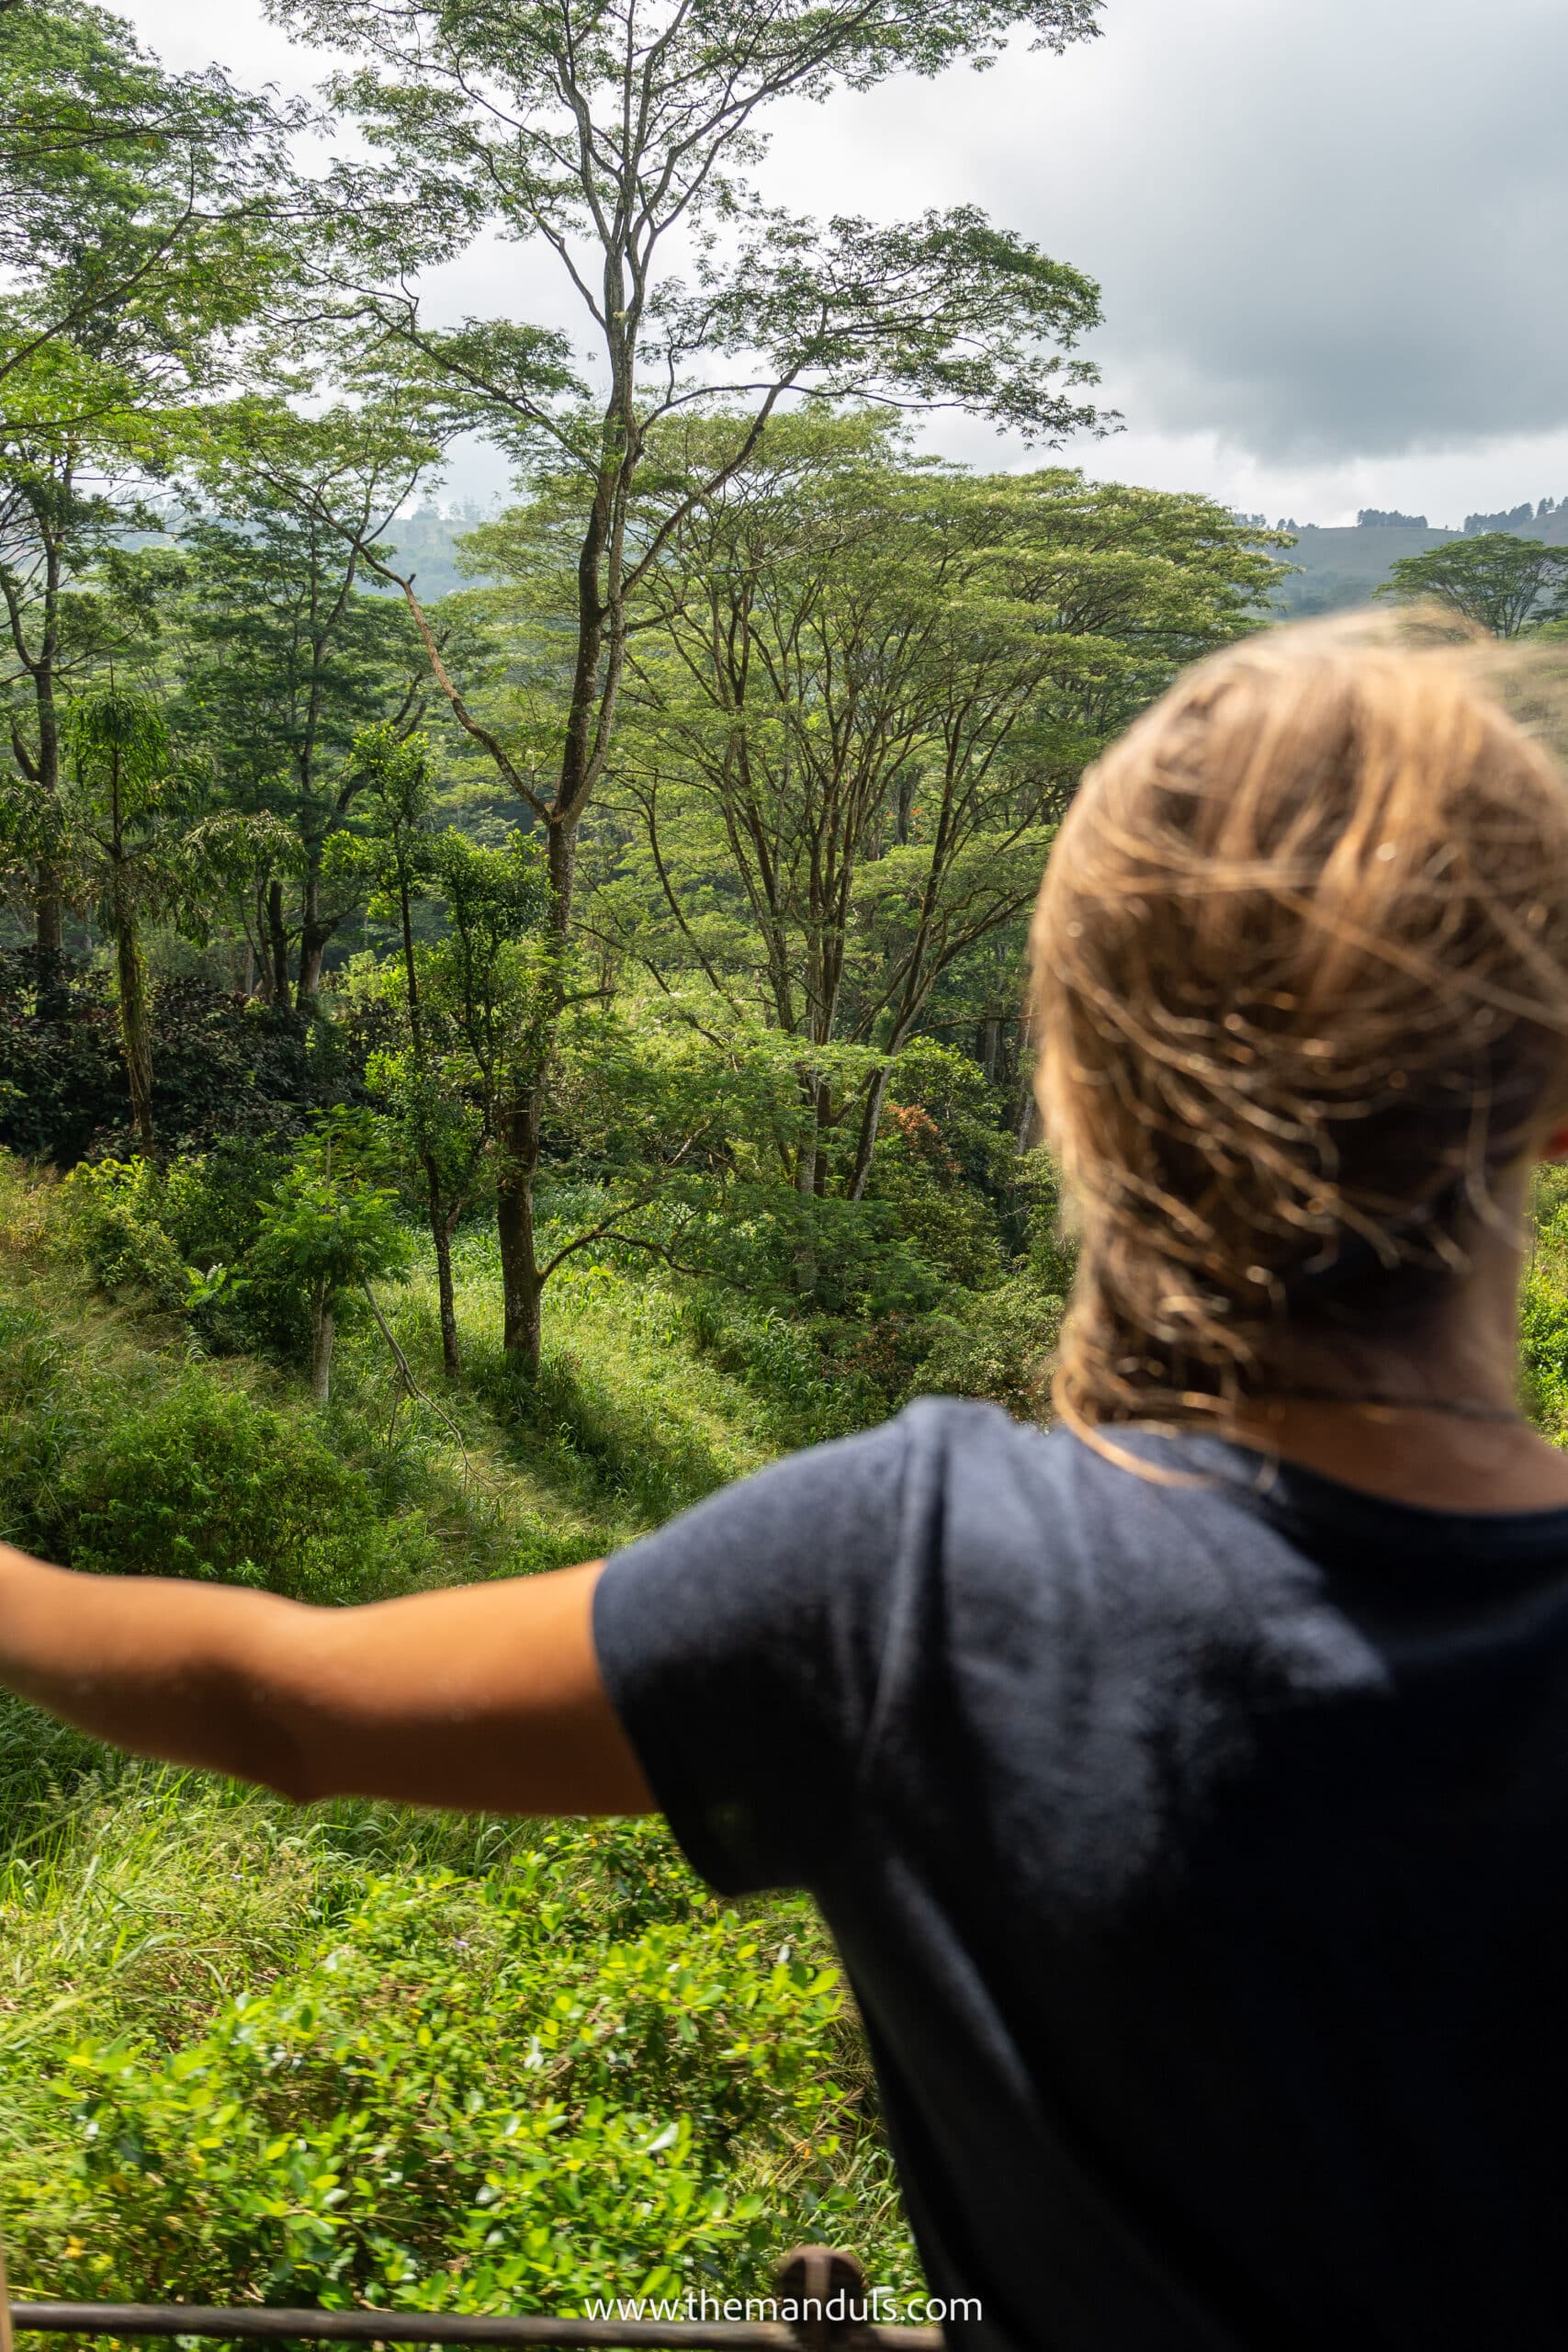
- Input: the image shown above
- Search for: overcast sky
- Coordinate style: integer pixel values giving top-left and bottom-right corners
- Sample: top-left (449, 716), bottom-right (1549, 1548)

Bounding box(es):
top-left (119, 0), bottom-right (1568, 526)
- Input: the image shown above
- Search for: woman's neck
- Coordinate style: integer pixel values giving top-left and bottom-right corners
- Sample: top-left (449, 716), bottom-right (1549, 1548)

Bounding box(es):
top-left (1221, 1396), bottom-right (1568, 1512)
top-left (1222, 1194), bottom-right (1568, 1510)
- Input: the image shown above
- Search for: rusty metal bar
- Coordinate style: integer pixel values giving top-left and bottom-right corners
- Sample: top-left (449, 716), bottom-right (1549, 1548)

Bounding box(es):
top-left (5, 2248), bottom-right (942, 2350)
top-left (6, 2312), bottom-right (939, 2350)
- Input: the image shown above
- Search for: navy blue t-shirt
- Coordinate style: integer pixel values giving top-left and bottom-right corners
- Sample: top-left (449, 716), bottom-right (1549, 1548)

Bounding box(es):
top-left (592, 1398), bottom-right (1568, 2351)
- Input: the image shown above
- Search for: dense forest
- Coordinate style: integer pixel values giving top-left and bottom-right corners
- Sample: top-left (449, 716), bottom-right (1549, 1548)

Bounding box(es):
top-left (8, 0), bottom-right (1567, 2324)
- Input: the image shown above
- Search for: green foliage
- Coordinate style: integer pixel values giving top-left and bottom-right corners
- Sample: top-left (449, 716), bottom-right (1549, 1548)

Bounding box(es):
top-left (1521, 1166), bottom-right (1568, 1438)
top-left (1378, 531), bottom-right (1568, 635)
top-left (58, 1136), bottom-right (406, 1367)
top-left (52, 1862), bottom-right (858, 2309)
top-left (680, 1291), bottom-right (883, 1448)
top-left (0, 0), bottom-right (298, 442)
top-left (59, 1155), bottom-right (192, 1308)
top-left (0, 1278), bottom-right (438, 1603)
top-left (0, 1171), bottom-right (918, 2308)
top-left (914, 1273), bottom-right (1066, 1419)
top-left (54, 1374), bottom-right (438, 1601)
top-left (1, 1796), bottom-right (914, 2313)
top-left (0, 949), bottom-right (384, 1167)
top-left (249, 1155), bottom-right (412, 1306)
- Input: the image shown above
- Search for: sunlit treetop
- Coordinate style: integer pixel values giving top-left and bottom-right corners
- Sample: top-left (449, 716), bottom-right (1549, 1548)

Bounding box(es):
top-left (267, 0), bottom-right (1104, 384)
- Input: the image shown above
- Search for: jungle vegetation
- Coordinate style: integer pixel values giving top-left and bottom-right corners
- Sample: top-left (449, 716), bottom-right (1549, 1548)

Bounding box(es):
top-left (0, 0), bottom-right (1312, 2315)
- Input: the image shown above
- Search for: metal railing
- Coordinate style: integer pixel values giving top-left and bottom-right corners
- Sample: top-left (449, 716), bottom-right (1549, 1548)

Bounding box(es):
top-left (6, 2248), bottom-right (942, 2352)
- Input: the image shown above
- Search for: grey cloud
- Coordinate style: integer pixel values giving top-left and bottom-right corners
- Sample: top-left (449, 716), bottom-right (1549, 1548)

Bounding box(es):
top-left (1007, 0), bottom-right (1568, 458)
top-left (778, 0), bottom-right (1568, 464)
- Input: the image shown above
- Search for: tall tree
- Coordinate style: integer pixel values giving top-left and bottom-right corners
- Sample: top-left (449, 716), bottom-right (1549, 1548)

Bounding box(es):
top-left (559, 421), bottom-right (1283, 1201)
top-left (44, 682), bottom-right (279, 1147)
top-left (175, 401), bottom-right (446, 1005)
top-left (0, 433), bottom-right (159, 967)
top-left (2, 2), bottom-right (298, 967)
top-left (355, 805), bottom-right (550, 1377)
top-left (273, 0), bottom-right (1109, 1364)
top-left (1378, 532), bottom-right (1568, 637)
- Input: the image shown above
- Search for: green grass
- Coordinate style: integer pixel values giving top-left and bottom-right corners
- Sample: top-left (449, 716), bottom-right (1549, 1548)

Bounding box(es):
top-left (0, 1159), bottom-right (918, 2321)
top-left (21, 1143), bottom-right (1568, 2328)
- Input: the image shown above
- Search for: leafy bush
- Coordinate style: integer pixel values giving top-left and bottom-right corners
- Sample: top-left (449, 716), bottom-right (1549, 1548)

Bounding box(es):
top-left (0, 1295), bottom-right (100, 1557)
top-left (912, 1273), bottom-right (1066, 1420)
top-left (52, 1372), bottom-right (439, 1601)
top-left (6, 1821), bottom-right (917, 2314)
top-left (672, 1182), bottom-right (949, 1320)
top-left (0, 950), bottom-right (130, 1163)
top-left (1521, 1169), bottom-right (1568, 1438)
top-left (58, 1157), bottom-right (192, 1309)
top-left (160, 1137), bottom-right (293, 1270)
top-left (59, 1132), bottom-right (418, 1376)
top-left (865, 1102), bottom-right (1006, 1291)
top-left (0, 950), bottom-right (391, 1168)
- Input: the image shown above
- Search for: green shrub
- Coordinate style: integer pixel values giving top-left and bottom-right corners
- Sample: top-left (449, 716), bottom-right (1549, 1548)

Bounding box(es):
top-left (0, 1297), bottom-right (99, 1556)
top-left (58, 1158), bottom-right (189, 1310)
top-left (864, 1108), bottom-right (1006, 1291)
top-left (912, 1272), bottom-right (1066, 1420)
top-left (53, 1372), bottom-right (439, 1601)
top-left (1522, 1266), bottom-right (1568, 1439)
top-left (9, 1822), bottom-right (918, 2314)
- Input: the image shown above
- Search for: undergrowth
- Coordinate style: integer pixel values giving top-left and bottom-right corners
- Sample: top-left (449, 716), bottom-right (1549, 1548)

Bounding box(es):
top-left (0, 1155), bottom-right (919, 2318)
top-left (20, 1147), bottom-right (1568, 2321)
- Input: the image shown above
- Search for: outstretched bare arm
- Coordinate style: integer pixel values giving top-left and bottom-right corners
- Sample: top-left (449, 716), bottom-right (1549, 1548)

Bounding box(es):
top-left (0, 1546), bottom-right (653, 1816)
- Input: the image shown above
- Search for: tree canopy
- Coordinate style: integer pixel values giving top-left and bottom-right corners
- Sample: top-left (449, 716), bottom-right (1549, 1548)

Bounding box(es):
top-left (1378, 531), bottom-right (1568, 636)
top-left (0, 0), bottom-right (1292, 1385)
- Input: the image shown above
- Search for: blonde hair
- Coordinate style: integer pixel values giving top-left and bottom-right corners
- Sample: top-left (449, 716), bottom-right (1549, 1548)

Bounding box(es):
top-left (1031, 620), bottom-right (1568, 1431)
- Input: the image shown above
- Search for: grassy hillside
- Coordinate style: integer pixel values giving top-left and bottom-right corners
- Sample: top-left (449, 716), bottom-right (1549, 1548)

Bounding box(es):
top-left (0, 1156), bottom-right (919, 2318)
top-left (8, 1143), bottom-right (1568, 2324)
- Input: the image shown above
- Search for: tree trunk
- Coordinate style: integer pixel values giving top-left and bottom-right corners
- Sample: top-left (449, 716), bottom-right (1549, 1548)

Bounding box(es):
top-left (32, 671), bottom-right (68, 1017)
top-left (848, 1065), bottom-right (891, 1202)
top-left (113, 871), bottom-right (154, 1151)
top-left (311, 1286), bottom-right (335, 1406)
top-left (34, 878), bottom-right (66, 1021)
top-left (428, 1162), bottom-right (460, 1379)
top-left (297, 848), bottom-right (333, 1006)
top-left (496, 1102), bottom-right (544, 1374)
top-left (1014, 1012), bottom-right (1041, 1149)
top-left (492, 813), bottom-right (577, 1365)
top-left (34, 882), bottom-right (62, 956)
top-left (265, 878), bottom-right (290, 1007)
top-left (297, 927), bottom-right (330, 1007)
top-left (795, 1069), bottom-right (818, 1196)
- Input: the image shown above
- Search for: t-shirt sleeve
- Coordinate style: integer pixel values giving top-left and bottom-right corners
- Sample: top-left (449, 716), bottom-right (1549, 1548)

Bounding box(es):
top-left (591, 1411), bottom-right (916, 1895)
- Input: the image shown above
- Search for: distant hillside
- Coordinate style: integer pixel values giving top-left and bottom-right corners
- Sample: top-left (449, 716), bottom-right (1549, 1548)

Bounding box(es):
top-left (363, 505), bottom-right (1568, 620)
top-left (376, 506), bottom-right (494, 601)
top-left (129, 495), bottom-right (1568, 621)
top-left (118, 505), bottom-right (496, 604)
top-left (1268, 505), bottom-right (1568, 617)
